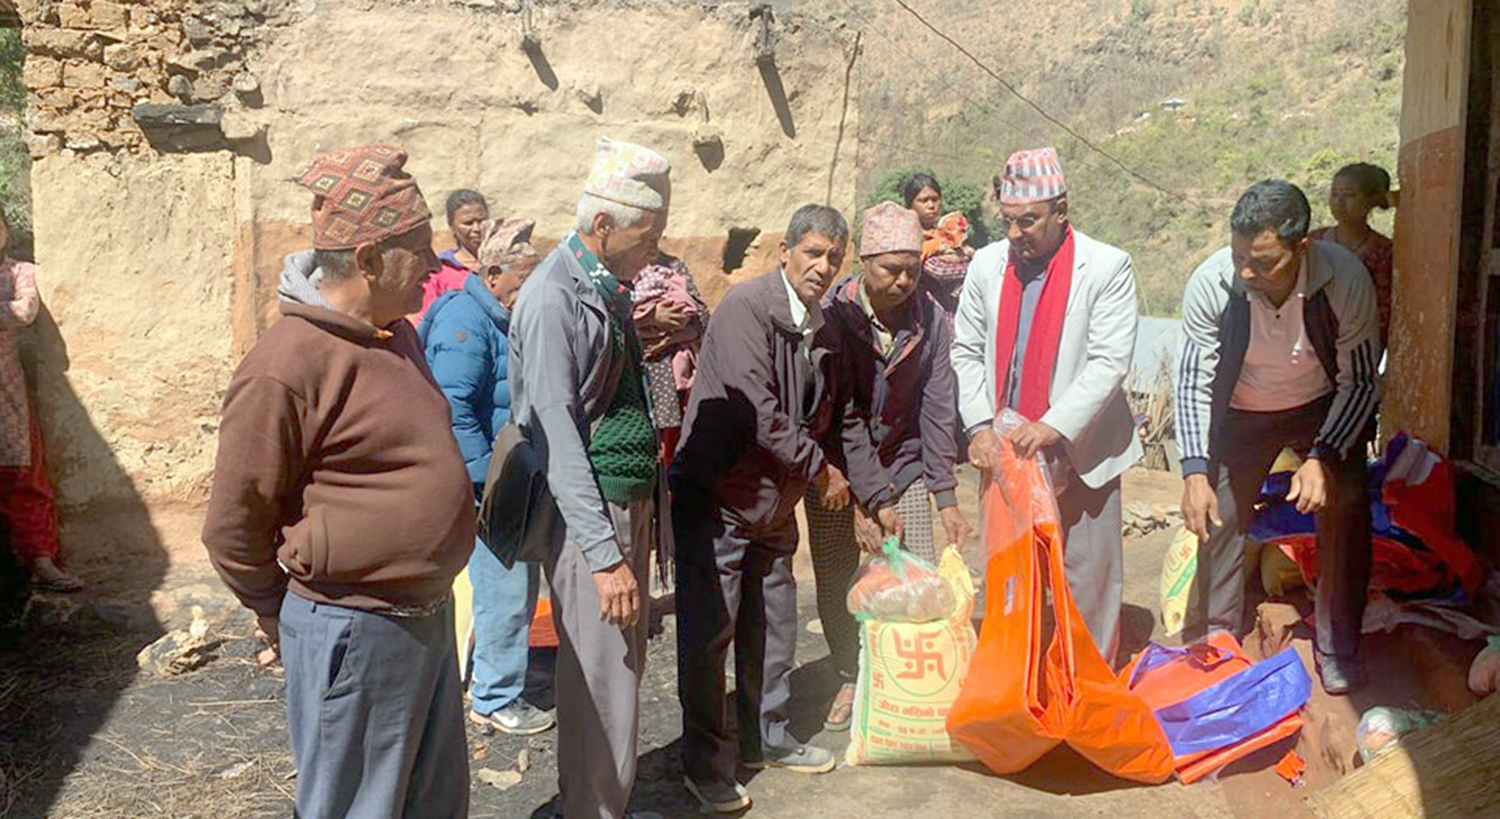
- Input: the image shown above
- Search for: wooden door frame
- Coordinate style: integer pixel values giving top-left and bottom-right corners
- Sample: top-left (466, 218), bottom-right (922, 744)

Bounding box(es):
top-left (1452, 0), bottom-right (1499, 475)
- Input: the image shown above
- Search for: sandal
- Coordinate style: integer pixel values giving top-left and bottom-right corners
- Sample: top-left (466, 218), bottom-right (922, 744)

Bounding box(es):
top-left (33, 558), bottom-right (83, 593)
top-left (823, 682), bottom-right (856, 732)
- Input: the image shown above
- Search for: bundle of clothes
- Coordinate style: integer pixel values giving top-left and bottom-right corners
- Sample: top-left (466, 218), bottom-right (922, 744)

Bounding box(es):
top-left (1250, 433), bottom-right (1485, 605)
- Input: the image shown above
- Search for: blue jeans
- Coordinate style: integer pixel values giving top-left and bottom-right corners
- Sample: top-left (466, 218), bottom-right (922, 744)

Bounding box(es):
top-left (468, 536), bottom-right (540, 715)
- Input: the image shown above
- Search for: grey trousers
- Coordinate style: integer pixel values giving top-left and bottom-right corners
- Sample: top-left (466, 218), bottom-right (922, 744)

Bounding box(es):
top-left (1056, 473), bottom-right (1124, 665)
top-left (1185, 397), bottom-right (1371, 659)
top-left (674, 490), bottom-right (799, 783)
top-left (280, 592), bottom-right (468, 819)
top-left (806, 479), bottom-right (937, 680)
top-left (545, 499), bottom-right (653, 819)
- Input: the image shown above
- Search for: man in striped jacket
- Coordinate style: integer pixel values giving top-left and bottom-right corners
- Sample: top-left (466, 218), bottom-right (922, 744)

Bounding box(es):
top-left (1175, 180), bottom-right (1381, 695)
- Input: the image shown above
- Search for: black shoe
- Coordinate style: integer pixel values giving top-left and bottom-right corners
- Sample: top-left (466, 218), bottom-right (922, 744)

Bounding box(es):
top-left (1317, 653), bottom-right (1366, 695)
top-left (684, 776), bottom-right (751, 813)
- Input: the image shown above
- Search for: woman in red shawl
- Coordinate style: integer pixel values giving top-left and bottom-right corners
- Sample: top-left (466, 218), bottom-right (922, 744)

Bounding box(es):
top-left (904, 173), bottom-right (973, 317)
top-left (0, 209), bottom-right (79, 592)
top-left (1310, 163), bottom-right (1395, 347)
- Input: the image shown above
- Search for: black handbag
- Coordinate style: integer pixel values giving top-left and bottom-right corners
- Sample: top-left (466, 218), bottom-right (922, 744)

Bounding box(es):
top-left (478, 306), bottom-right (629, 567)
top-left (477, 422), bottom-right (559, 568)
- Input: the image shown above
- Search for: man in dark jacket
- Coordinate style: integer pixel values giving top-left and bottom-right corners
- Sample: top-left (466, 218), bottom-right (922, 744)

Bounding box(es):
top-left (1175, 180), bottom-right (1381, 695)
top-left (202, 144), bottom-right (473, 818)
top-left (806, 201), bottom-right (973, 731)
top-left (672, 204), bottom-right (853, 814)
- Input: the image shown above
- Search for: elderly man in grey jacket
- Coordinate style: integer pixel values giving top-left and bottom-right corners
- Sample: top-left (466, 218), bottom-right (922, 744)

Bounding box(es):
top-left (951, 147), bottom-right (1141, 664)
top-left (509, 138), bottom-right (670, 819)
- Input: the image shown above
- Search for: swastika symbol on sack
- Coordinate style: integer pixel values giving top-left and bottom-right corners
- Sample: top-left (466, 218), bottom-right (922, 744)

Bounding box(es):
top-left (893, 631), bottom-right (946, 680)
top-left (872, 624), bottom-right (960, 698)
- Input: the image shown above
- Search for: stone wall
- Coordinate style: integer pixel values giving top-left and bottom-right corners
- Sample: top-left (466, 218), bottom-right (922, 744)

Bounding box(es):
top-left (19, 0), bottom-right (285, 154)
top-left (16, 0), bottom-right (861, 521)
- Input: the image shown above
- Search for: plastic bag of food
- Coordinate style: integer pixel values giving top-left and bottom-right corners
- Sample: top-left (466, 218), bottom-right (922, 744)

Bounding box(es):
top-left (1468, 634), bottom-right (1500, 697)
top-left (1355, 706), bottom-right (1444, 762)
top-left (847, 537), bottom-right (955, 623)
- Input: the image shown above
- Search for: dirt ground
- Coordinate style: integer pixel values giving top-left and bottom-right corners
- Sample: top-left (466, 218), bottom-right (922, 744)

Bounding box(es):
top-left (0, 467), bottom-right (1485, 818)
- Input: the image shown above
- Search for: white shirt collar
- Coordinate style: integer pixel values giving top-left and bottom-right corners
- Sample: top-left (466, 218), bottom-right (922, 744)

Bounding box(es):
top-left (781, 268), bottom-right (823, 335)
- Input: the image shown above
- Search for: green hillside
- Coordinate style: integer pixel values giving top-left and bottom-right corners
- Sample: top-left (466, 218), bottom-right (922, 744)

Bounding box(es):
top-left (803, 0), bottom-right (1404, 315)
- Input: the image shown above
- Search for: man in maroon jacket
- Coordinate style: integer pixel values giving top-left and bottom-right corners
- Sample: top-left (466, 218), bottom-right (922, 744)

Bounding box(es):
top-left (670, 204), bottom-right (853, 814)
top-left (805, 200), bottom-right (973, 731)
top-left (202, 144), bottom-right (473, 819)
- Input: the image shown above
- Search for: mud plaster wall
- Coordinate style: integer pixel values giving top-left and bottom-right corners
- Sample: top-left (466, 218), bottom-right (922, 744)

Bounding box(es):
top-left (20, 0), bottom-right (861, 515)
top-left (235, 0), bottom-right (861, 342)
top-left (1386, 0), bottom-right (1471, 452)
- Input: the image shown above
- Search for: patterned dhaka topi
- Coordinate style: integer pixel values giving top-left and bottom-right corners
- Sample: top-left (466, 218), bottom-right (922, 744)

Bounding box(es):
top-left (584, 137), bottom-right (672, 212)
top-left (476, 217), bottom-right (540, 270)
top-left (998, 146), bottom-right (1068, 205)
top-left (296, 144), bottom-right (433, 250)
top-left (859, 200), bottom-right (924, 258)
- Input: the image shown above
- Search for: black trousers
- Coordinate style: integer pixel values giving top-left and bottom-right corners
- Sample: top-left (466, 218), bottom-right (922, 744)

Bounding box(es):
top-left (673, 489), bottom-right (799, 783)
top-left (1185, 395), bottom-right (1372, 659)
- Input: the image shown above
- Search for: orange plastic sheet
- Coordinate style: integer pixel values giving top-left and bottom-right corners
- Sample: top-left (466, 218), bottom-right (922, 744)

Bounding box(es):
top-left (947, 412), bottom-right (1175, 784)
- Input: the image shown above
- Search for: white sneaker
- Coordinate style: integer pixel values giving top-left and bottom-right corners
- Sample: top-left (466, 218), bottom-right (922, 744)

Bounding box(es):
top-left (469, 701), bottom-right (555, 735)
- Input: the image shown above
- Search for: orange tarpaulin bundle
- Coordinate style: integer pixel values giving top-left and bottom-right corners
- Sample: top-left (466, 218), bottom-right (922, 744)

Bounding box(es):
top-left (946, 412), bottom-right (1175, 784)
top-left (1122, 632), bottom-right (1309, 783)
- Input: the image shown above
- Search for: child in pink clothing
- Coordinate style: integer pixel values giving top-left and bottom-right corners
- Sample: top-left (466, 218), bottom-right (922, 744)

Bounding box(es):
top-left (631, 257), bottom-right (709, 465)
top-left (632, 259), bottom-right (703, 391)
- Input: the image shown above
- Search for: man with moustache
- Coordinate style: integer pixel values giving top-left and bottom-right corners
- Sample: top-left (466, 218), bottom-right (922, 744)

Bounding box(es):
top-left (671, 204), bottom-right (853, 814)
top-left (804, 200), bottom-right (972, 732)
top-left (951, 147), bottom-right (1142, 665)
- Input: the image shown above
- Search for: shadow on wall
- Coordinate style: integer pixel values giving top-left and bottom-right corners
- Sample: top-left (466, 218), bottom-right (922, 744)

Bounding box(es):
top-left (758, 57), bottom-right (797, 139)
top-left (523, 35), bottom-right (560, 92)
top-left (0, 300), bottom-right (167, 817)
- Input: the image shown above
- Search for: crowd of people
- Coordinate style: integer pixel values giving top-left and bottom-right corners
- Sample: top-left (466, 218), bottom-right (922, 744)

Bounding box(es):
top-left (0, 131), bottom-right (1396, 818)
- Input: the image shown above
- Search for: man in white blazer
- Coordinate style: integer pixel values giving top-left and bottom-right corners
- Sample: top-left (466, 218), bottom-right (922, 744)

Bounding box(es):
top-left (951, 147), bottom-right (1141, 663)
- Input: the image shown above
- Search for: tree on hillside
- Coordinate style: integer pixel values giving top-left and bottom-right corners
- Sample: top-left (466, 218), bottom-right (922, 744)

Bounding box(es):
top-left (0, 28), bottom-right (29, 259)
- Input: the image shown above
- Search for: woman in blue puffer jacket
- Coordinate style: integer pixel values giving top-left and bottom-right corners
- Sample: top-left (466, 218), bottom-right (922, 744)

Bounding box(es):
top-left (420, 217), bottom-right (554, 736)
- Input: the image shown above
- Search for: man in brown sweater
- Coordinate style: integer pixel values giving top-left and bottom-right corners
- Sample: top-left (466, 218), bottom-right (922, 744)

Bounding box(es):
top-left (202, 144), bottom-right (474, 819)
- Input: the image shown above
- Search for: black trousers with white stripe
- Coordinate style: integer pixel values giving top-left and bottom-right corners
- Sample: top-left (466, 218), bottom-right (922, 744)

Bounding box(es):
top-left (1185, 393), bottom-right (1372, 659)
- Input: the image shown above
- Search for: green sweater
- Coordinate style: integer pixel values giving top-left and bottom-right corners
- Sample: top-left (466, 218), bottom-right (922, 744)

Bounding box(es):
top-left (584, 263), bottom-right (658, 503)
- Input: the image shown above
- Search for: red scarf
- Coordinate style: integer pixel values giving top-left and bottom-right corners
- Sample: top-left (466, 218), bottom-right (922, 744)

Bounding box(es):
top-left (993, 227), bottom-right (1075, 420)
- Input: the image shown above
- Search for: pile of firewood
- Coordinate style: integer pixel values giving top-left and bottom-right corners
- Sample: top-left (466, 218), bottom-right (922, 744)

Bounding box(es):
top-left (1129, 363), bottom-right (1176, 471)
